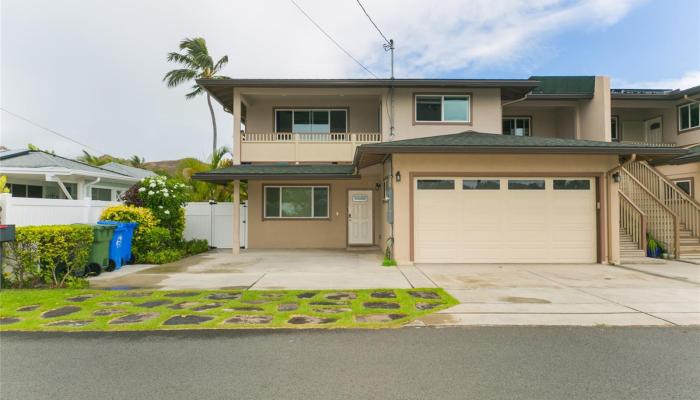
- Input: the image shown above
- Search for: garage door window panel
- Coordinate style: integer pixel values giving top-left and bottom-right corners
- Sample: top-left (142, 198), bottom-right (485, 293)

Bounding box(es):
top-left (462, 179), bottom-right (500, 190)
top-left (553, 179), bottom-right (591, 190)
top-left (417, 179), bottom-right (455, 190)
top-left (508, 179), bottom-right (545, 190)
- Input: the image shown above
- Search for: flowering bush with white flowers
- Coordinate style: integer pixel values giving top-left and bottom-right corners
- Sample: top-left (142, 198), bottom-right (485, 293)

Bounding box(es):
top-left (134, 176), bottom-right (188, 241)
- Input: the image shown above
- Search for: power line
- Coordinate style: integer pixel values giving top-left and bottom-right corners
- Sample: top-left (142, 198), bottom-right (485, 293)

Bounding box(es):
top-left (355, 0), bottom-right (390, 45)
top-left (289, 0), bottom-right (378, 78)
top-left (1, 107), bottom-right (107, 154)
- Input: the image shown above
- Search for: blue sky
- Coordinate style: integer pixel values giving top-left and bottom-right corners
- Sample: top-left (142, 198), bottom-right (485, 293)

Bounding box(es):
top-left (2, 0), bottom-right (699, 160)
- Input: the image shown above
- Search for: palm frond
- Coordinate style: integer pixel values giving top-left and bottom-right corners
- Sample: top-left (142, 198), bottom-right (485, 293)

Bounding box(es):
top-left (163, 68), bottom-right (198, 87)
top-left (184, 85), bottom-right (203, 99)
top-left (213, 55), bottom-right (229, 72)
top-left (166, 52), bottom-right (197, 69)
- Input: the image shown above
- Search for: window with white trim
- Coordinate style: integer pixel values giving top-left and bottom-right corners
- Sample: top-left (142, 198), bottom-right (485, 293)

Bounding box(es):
top-left (679, 103), bottom-right (700, 131)
top-left (674, 179), bottom-right (693, 196)
top-left (415, 95), bottom-right (470, 122)
top-left (264, 186), bottom-right (329, 218)
top-left (275, 109), bottom-right (347, 134)
top-left (502, 117), bottom-right (531, 136)
top-left (92, 187), bottom-right (112, 201)
top-left (611, 116), bottom-right (619, 141)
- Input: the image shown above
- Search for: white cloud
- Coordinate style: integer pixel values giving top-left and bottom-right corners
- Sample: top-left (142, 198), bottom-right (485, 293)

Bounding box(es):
top-left (1, 0), bottom-right (644, 160)
top-left (613, 70), bottom-right (700, 90)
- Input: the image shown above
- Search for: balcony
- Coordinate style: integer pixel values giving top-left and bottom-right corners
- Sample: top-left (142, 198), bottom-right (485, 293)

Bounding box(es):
top-left (240, 132), bottom-right (382, 163)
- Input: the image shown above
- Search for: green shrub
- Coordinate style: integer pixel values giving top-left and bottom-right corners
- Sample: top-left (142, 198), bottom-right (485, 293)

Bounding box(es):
top-left (141, 248), bottom-right (185, 264)
top-left (183, 239), bottom-right (209, 255)
top-left (100, 205), bottom-right (158, 259)
top-left (5, 225), bottom-right (93, 288)
top-left (140, 226), bottom-right (172, 251)
top-left (136, 176), bottom-right (188, 241)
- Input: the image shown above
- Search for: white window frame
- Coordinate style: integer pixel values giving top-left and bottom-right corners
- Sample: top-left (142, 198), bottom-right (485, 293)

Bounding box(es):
top-left (502, 116), bottom-right (532, 136)
top-left (611, 115), bottom-right (619, 141)
top-left (678, 102), bottom-right (700, 132)
top-left (414, 94), bottom-right (471, 123)
top-left (274, 109), bottom-right (348, 134)
top-left (674, 179), bottom-right (693, 196)
top-left (264, 185), bottom-right (330, 219)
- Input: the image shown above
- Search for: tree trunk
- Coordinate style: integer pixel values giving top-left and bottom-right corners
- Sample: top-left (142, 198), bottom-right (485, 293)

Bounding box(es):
top-left (207, 93), bottom-right (217, 155)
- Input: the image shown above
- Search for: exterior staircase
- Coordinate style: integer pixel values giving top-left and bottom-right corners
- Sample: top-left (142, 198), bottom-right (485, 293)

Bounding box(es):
top-left (619, 160), bottom-right (700, 262)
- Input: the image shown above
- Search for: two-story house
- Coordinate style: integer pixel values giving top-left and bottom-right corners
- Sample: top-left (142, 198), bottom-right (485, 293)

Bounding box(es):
top-left (194, 77), bottom-right (698, 265)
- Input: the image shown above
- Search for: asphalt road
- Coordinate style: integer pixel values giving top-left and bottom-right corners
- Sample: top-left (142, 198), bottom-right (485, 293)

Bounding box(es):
top-left (1, 327), bottom-right (699, 400)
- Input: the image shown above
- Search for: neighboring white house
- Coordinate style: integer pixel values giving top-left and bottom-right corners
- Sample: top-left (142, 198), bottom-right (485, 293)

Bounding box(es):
top-left (0, 149), bottom-right (142, 201)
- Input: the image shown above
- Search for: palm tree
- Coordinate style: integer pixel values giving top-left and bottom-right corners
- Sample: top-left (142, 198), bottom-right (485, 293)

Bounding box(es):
top-left (163, 38), bottom-right (230, 155)
top-left (176, 146), bottom-right (246, 201)
top-left (77, 150), bottom-right (107, 166)
top-left (130, 155), bottom-right (145, 168)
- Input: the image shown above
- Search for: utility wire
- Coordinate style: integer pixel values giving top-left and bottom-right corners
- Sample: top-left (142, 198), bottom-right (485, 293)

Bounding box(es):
top-left (355, 0), bottom-right (390, 45)
top-left (1, 107), bottom-right (107, 154)
top-left (289, 0), bottom-right (378, 78)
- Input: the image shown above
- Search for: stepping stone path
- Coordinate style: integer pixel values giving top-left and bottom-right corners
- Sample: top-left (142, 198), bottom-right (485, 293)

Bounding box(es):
top-left (371, 291), bottom-right (396, 299)
top-left (310, 301), bottom-right (346, 306)
top-left (66, 294), bottom-right (98, 302)
top-left (356, 314), bottom-right (407, 323)
top-left (408, 291), bottom-right (441, 300)
top-left (16, 305), bottom-right (40, 312)
top-left (164, 292), bottom-right (201, 298)
top-left (241, 300), bottom-right (268, 304)
top-left (278, 303), bottom-right (298, 312)
top-left (45, 320), bottom-right (93, 327)
top-left (363, 302), bottom-right (400, 310)
top-left (225, 315), bottom-right (272, 324)
top-left (109, 313), bottom-right (159, 325)
top-left (260, 293), bottom-right (285, 300)
top-left (163, 315), bottom-right (213, 325)
top-left (137, 300), bottom-right (172, 308)
top-left (287, 316), bottom-right (337, 325)
top-left (312, 307), bottom-right (351, 314)
top-left (192, 303), bottom-right (222, 312)
top-left (168, 302), bottom-right (201, 310)
top-left (415, 302), bottom-right (440, 310)
top-left (206, 292), bottom-right (241, 300)
top-left (325, 292), bottom-right (357, 300)
top-left (0, 317), bottom-right (21, 325)
top-left (100, 301), bottom-right (132, 307)
top-left (297, 292), bottom-right (318, 299)
top-left (223, 306), bottom-right (264, 312)
top-left (118, 292), bottom-right (152, 298)
top-left (42, 306), bottom-right (81, 319)
top-left (93, 309), bottom-right (125, 317)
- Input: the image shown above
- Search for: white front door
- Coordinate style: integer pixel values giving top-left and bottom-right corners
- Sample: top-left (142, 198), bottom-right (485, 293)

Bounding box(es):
top-left (348, 190), bottom-right (373, 245)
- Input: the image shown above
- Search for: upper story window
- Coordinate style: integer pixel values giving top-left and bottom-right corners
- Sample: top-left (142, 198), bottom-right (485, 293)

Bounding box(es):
top-left (415, 95), bottom-right (470, 123)
top-left (611, 116), bottom-right (619, 141)
top-left (679, 102), bottom-right (700, 132)
top-left (502, 117), bottom-right (531, 136)
top-left (275, 109), bottom-right (347, 133)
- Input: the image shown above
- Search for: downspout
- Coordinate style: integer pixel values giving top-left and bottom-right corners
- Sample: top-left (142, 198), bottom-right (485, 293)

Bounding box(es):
top-left (85, 177), bottom-right (101, 199)
top-left (606, 154), bottom-right (637, 265)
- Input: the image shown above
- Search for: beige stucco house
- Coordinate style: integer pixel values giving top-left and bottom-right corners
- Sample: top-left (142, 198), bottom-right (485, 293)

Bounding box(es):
top-left (194, 77), bottom-right (700, 264)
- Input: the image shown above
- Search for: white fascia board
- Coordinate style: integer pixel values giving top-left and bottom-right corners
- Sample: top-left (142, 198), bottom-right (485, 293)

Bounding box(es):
top-left (0, 167), bottom-right (139, 183)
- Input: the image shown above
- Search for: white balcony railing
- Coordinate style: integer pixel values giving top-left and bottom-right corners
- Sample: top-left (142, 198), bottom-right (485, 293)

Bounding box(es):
top-left (240, 132), bottom-right (382, 163)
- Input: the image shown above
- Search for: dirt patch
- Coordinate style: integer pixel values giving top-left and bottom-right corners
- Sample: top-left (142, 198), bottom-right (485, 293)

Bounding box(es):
top-left (500, 297), bottom-right (551, 304)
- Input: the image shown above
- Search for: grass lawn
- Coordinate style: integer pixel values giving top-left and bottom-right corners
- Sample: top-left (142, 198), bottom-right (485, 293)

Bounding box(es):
top-left (0, 288), bottom-right (457, 331)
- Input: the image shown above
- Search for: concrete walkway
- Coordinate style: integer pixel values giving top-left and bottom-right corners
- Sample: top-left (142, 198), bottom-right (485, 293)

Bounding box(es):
top-left (89, 250), bottom-right (700, 326)
top-left (410, 262), bottom-right (700, 327)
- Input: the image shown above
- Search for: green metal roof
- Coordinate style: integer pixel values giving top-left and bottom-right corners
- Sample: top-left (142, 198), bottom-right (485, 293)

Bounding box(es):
top-left (194, 164), bottom-right (358, 182)
top-left (529, 76), bottom-right (595, 95)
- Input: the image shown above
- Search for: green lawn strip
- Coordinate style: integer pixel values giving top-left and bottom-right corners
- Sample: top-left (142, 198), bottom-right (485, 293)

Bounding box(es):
top-left (0, 288), bottom-right (457, 331)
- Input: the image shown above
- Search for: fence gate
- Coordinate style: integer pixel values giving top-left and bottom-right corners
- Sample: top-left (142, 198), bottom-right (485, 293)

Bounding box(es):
top-left (184, 202), bottom-right (247, 249)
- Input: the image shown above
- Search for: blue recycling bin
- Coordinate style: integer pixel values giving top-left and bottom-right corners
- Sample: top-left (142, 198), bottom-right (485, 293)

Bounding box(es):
top-left (97, 221), bottom-right (138, 270)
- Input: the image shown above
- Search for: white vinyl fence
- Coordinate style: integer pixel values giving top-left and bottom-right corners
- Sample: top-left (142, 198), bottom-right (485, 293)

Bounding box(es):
top-left (183, 202), bottom-right (247, 249)
top-left (0, 194), bottom-right (118, 226)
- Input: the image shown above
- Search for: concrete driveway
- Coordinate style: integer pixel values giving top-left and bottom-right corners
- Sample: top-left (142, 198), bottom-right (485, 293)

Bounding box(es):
top-left (89, 249), bottom-right (700, 326)
top-left (410, 261), bottom-right (700, 327)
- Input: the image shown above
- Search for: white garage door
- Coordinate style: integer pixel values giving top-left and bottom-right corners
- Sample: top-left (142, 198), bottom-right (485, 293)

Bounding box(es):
top-left (413, 177), bottom-right (597, 263)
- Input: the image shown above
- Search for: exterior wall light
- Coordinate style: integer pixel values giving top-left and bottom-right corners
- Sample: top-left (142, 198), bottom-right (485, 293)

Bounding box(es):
top-left (395, 171), bottom-right (401, 182)
top-left (612, 172), bottom-right (621, 183)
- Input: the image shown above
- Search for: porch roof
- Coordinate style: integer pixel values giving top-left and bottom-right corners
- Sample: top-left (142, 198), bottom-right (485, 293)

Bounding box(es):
top-left (354, 131), bottom-right (688, 168)
top-left (193, 164), bottom-right (359, 183)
